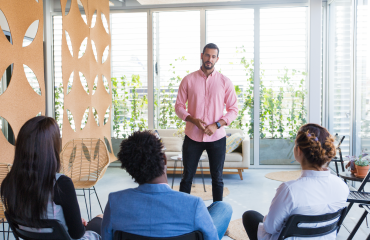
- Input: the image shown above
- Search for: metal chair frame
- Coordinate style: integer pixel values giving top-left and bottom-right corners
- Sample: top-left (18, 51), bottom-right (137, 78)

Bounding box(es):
top-left (344, 170), bottom-right (370, 240)
top-left (114, 230), bottom-right (203, 240)
top-left (277, 207), bottom-right (347, 240)
top-left (5, 211), bottom-right (72, 240)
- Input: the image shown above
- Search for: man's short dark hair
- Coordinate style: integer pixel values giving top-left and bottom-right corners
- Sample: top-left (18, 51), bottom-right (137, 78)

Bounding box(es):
top-left (203, 43), bottom-right (219, 57)
top-left (117, 131), bottom-right (165, 184)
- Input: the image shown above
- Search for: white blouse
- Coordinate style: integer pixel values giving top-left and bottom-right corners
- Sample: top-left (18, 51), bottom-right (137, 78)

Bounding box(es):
top-left (258, 169), bottom-right (349, 240)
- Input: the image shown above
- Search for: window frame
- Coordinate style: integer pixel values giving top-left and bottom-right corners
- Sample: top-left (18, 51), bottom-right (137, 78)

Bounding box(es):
top-left (49, 1), bottom-right (321, 168)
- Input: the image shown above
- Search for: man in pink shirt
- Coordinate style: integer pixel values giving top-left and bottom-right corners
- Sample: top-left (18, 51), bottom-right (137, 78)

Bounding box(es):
top-left (175, 43), bottom-right (238, 202)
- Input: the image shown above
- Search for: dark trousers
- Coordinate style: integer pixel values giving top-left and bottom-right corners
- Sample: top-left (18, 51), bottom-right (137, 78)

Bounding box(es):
top-left (242, 210), bottom-right (264, 240)
top-left (179, 135), bottom-right (226, 202)
top-left (86, 216), bottom-right (102, 236)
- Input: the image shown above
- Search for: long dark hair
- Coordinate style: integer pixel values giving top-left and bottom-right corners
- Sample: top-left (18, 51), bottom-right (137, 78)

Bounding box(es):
top-left (1, 116), bottom-right (61, 227)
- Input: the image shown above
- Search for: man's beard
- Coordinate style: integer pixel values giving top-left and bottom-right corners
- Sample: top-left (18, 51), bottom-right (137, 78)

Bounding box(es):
top-left (202, 59), bottom-right (215, 70)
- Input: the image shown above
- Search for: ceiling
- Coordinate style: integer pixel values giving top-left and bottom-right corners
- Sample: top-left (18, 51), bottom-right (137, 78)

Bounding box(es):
top-left (52, 0), bottom-right (311, 11)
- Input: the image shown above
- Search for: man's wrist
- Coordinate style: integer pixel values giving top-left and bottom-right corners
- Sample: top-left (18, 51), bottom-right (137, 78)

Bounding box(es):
top-left (219, 119), bottom-right (227, 127)
top-left (185, 115), bottom-right (193, 124)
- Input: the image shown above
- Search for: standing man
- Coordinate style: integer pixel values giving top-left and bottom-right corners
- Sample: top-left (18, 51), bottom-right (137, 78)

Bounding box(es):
top-left (175, 43), bottom-right (238, 202)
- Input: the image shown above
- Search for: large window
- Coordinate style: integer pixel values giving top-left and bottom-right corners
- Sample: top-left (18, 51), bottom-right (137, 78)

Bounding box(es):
top-left (327, 0), bottom-right (353, 156)
top-left (206, 9), bottom-right (254, 133)
top-left (111, 12), bottom-right (148, 138)
top-left (153, 11), bottom-right (200, 129)
top-left (355, 0), bottom-right (370, 154)
top-left (259, 7), bottom-right (308, 165)
top-left (206, 9), bottom-right (254, 162)
top-left (52, 4), bottom-right (315, 166)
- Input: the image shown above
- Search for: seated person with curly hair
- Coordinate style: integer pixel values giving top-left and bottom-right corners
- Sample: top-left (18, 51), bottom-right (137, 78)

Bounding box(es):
top-left (242, 123), bottom-right (349, 240)
top-left (102, 130), bottom-right (232, 240)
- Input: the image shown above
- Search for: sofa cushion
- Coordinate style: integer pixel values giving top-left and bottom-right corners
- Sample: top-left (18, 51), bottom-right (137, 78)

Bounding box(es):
top-left (226, 133), bottom-right (243, 153)
top-left (165, 151), bottom-right (242, 162)
top-left (225, 152), bottom-right (243, 162)
top-left (161, 137), bottom-right (182, 152)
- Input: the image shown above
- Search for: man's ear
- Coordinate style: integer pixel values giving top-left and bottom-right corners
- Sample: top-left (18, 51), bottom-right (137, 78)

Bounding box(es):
top-left (201, 53), bottom-right (203, 59)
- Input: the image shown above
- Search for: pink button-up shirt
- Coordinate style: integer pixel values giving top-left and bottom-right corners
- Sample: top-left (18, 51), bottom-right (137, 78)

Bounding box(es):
top-left (175, 68), bottom-right (238, 142)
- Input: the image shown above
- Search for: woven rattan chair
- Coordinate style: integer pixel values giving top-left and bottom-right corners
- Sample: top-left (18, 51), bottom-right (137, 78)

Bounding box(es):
top-left (0, 163), bottom-right (12, 239)
top-left (60, 138), bottom-right (110, 220)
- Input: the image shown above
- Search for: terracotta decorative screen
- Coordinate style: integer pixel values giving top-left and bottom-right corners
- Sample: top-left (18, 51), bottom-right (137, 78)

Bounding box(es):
top-left (0, 0), bottom-right (45, 163)
top-left (60, 0), bottom-right (114, 160)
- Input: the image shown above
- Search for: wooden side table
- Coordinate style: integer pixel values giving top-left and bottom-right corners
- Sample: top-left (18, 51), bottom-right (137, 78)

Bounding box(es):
top-left (170, 156), bottom-right (206, 192)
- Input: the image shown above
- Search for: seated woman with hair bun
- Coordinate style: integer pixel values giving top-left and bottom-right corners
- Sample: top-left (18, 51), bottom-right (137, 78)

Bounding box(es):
top-left (242, 123), bottom-right (349, 240)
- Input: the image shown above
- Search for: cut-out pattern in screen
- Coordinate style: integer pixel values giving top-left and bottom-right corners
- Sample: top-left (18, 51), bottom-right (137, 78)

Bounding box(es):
top-left (24, 64), bottom-right (41, 95)
top-left (66, 109), bottom-right (76, 132)
top-left (81, 107), bottom-right (89, 130)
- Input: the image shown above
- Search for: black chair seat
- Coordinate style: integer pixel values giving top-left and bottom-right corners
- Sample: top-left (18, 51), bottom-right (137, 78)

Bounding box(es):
top-left (5, 212), bottom-right (72, 240)
top-left (347, 191), bottom-right (370, 204)
top-left (277, 207), bottom-right (347, 240)
top-left (114, 230), bottom-right (203, 240)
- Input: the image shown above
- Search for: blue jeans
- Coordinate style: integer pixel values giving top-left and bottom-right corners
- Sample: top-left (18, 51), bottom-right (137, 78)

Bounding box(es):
top-left (207, 201), bottom-right (233, 239)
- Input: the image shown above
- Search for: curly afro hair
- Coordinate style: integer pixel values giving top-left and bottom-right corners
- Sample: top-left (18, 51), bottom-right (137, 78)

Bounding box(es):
top-left (296, 123), bottom-right (336, 168)
top-left (117, 130), bottom-right (165, 184)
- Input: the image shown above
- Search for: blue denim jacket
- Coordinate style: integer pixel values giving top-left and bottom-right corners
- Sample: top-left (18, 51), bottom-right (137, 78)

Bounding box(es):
top-left (101, 183), bottom-right (219, 240)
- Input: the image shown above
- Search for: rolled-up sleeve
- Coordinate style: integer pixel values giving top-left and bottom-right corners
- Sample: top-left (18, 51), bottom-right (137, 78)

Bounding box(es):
top-left (221, 80), bottom-right (238, 125)
top-left (175, 78), bottom-right (190, 121)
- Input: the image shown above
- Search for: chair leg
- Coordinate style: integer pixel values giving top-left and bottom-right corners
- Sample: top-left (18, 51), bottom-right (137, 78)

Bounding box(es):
top-left (172, 160), bottom-right (177, 189)
top-left (89, 188), bottom-right (92, 220)
top-left (199, 161), bottom-right (206, 192)
top-left (335, 161), bottom-right (339, 177)
top-left (82, 189), bottom-right (90, 220)
top-left (347, 210), bottom-right (368, 240)
top-left (93, 186), bottom-right (103, 213)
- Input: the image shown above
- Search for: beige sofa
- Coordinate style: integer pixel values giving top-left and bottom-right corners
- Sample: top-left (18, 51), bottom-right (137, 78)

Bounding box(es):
top-left (156, 129), bottom-right (250, 180)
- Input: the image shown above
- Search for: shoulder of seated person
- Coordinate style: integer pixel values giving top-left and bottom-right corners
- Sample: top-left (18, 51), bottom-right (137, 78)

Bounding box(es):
top-left (55, 175), bottom-right (74, 187)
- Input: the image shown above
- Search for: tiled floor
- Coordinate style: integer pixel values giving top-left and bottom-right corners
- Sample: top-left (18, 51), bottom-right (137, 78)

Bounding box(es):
top-left (77, 166), bottom-right (370, 240)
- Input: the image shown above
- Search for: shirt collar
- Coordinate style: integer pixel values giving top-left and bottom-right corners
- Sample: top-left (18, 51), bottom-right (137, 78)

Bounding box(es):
top-left (301, 169), bottom-right (331, 178)
top-left (136, 183), bottom-right (172, 193)
top-left (199, 67), bottom-right (216, 78)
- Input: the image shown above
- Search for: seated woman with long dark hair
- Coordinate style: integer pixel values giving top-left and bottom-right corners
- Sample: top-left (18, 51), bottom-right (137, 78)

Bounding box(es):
top-left (242, 123), bottom-right (349, 240)
top-left (1, 116), bottom-right (102, 239)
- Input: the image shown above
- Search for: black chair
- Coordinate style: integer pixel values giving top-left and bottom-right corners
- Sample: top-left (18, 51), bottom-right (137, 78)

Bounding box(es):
top-left (277, 207), bottom-right (347, 240)
top-left (5, 212), bottom-right (72, 240)
top-left (331, 134), bottom-right (345, 177)
top-left (356, 204), bottom-right (370, 240)
top-left (114, 231), bottom-right (203, 240)
top-left (344, 170), bottom-right (370, 240)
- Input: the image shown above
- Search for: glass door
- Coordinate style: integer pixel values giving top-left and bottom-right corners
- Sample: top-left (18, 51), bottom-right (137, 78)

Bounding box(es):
top-left (327, 0), bottom-right (353, 157)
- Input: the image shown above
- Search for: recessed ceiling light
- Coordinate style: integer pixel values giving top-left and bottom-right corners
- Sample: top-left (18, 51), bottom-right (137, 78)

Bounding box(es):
top-left (137, 0), bottom-right (240, 5)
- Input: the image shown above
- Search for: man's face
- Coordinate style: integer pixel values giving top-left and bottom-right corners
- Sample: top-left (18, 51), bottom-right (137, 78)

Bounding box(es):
top-left (201, 48), bottom-right (219, 70)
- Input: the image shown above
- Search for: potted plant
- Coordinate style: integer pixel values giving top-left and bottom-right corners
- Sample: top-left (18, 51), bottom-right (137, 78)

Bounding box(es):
top-left (346, 150), bottom-right (369, 178)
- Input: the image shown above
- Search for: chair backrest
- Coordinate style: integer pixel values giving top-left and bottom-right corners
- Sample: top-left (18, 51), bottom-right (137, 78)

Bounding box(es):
top-left (5, 211), bottom-right (72, 240)
top-left (277, 207), bottom-right (347, 240)
top-left (0, 163), bottom-right (11, 221)
top-left (114, 231), bottom-right (203, 240)
top-left (60, 138), bottom-right (110, 185)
